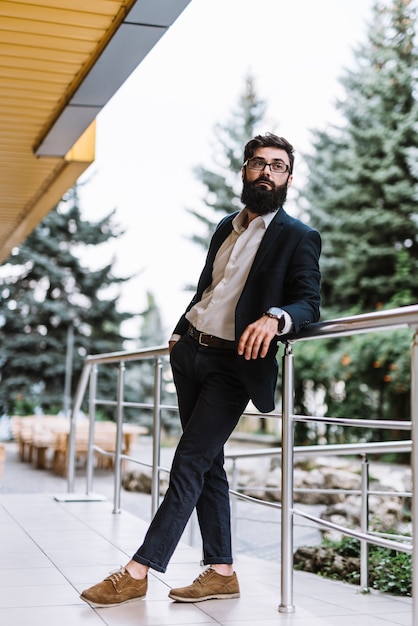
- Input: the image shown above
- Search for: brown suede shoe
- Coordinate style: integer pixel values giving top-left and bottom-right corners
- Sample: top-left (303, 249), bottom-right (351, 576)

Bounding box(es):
top-left (168, 567), bottom-right (240, 602)
top-left (80, 566), bottom-right (147, 607)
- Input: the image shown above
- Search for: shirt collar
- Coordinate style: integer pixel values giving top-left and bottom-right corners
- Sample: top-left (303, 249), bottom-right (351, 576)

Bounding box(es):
top-left (232, 208), bottom-right (278, 233)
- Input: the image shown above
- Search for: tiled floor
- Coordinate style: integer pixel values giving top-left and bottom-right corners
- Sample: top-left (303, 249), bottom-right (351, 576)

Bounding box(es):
top-left (0, 492), bottom-right (413, 626)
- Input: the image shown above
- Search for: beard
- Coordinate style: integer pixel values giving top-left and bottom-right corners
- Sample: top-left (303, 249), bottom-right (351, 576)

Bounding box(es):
top-left (240, 176), bottom-right (289, 215)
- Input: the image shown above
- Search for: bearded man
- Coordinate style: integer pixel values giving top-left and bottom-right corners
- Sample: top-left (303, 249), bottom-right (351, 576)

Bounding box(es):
top-left (81, 132), bottom-right (322, 608)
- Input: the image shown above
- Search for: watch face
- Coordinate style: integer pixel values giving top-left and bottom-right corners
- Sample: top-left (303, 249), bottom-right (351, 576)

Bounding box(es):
top-left (267, 307), bottom-right (285, 332)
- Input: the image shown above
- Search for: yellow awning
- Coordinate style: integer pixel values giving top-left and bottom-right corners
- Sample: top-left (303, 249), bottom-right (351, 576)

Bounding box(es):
top-left (0, 0), bottom-right (191, 263)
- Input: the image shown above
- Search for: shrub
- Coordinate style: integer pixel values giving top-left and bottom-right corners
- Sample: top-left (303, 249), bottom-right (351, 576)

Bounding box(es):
top-left (294, 534), bottom-right (412, 596)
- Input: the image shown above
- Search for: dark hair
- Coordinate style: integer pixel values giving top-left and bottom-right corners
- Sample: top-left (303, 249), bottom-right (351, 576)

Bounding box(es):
top-left (243, 133), bottom-right (295, 174)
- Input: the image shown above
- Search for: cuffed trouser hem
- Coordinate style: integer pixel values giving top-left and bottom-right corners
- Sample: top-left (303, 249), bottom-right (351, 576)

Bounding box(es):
top-left (203, 557), bottom-right (233, 565)
top-left (132, 554), bottom-right (166, 574)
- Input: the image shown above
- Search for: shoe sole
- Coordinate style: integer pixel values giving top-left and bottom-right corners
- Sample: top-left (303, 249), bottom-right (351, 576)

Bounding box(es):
top-left (168, 592), bottom-right (240, 603)
top-left (80, 594), bottom-right (145, 608)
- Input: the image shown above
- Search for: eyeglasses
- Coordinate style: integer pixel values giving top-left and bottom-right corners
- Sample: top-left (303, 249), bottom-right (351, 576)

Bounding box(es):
top-left (243, 158), bottom-right (290, 174)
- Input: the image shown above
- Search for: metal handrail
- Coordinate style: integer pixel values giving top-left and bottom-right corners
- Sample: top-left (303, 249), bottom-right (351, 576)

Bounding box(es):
top-left (289, 303), bottom-right (418, 340)
top-left (66, 304), bottom-right (418, 620)
top-left (280, 304), bottom-right (418, 617)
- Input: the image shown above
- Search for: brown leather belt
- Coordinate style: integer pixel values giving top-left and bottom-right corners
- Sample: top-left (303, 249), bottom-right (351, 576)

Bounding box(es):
top-left (187, 325), bottom-right (235, 350)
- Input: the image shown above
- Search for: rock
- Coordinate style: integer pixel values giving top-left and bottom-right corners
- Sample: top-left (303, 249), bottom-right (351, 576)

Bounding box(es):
top-left (369, 497), bottom-right (404, 530)
top-left (235, 454), bottom-right (411, 540)
top-left (122, 470), bottom-right (168, 495)
top-left (294, 544), bottom-right (360, 579)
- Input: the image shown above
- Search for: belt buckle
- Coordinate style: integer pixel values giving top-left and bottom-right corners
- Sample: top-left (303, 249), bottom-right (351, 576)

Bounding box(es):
top-left (198, 332), bottom-right (210, 347)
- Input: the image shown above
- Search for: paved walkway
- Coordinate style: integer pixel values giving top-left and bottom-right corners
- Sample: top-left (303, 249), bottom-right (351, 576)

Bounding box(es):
top-left (0, 491), bottom-right (413, 626)
top-left (1, 437), bottom-right (415, 625)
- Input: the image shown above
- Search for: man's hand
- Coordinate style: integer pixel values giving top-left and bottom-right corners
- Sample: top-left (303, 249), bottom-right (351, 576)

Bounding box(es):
top-left (238, 315), bottom-right (278, 360)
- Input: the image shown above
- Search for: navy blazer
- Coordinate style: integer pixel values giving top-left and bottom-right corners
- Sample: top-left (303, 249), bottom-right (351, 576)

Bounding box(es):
top-left (173, 207), bottom-right (321, 413)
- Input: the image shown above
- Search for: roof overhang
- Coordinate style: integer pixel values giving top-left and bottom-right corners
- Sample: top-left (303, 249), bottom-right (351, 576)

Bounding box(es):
top-left (0, 0), bottom-right (191, 263)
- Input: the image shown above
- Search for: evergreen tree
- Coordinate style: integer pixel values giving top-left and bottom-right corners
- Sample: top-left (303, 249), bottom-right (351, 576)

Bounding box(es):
top-left (302, 0), bottom-right (418, 316)
top-left (0, 186), bottom-right (132, 416)
top-left (294, 0), bottom-right (418, 438)
top-left (188, 72), bottom-right (267, 252)
top-left (137, 291), bottom-right (166, 348)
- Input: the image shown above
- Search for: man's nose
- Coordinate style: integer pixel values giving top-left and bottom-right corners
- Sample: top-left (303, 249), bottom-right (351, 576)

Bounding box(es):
top-left (259, 163), bottom-right (272, 176)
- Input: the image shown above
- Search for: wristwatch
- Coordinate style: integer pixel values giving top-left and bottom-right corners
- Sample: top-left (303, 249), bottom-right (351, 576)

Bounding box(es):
top-left (264, 307), bottom-right (286, 333)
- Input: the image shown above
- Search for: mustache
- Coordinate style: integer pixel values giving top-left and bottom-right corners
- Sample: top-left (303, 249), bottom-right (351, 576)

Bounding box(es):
top-left (252, 176), bottom-right (273, 187)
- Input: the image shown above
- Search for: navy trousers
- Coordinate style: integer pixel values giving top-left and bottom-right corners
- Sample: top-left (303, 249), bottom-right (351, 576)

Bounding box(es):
top-left (132, 333), bottom-right (250, 572)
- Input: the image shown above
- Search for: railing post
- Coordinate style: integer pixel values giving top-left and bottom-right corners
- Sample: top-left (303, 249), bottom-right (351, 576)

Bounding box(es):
top-left (279, 342), bottom-right (295, 613)
top-left (411, 329), bottom-right (418, 624)
top-left (151, 357), bottom-right (163, 517)
top-left (66, 362), bottom-right (92, 493)
top-left (113, 360), bottom-right (125, 514)
top-left (360, 454), bottom-right (369, 592)
top-left (86, 364), bottom-right (98, 494)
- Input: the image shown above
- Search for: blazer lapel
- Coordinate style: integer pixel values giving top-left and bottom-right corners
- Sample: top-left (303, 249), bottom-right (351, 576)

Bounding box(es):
top-left (197, 215), bottom-right (234, 295)
top-left (246, 209), bottom-right (287, 280)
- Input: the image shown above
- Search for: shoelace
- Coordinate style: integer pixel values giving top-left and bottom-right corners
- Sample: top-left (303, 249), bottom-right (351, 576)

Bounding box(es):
top-left (194, 567), bottom-right (215, 584)
top-left (107, 566), bottom-right (126, 584)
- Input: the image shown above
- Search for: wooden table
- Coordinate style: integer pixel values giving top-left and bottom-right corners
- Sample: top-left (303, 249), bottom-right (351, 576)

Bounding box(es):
top-left (11, 416), bottom-right (147, 475)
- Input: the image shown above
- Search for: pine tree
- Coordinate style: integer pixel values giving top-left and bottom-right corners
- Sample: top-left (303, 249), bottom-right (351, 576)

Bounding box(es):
top-left (302, 0), bottom-right (418, 316)
top-left (137, 291), bottom-right (166, 348)
top-left (295, 0), bottom-right (418, 436)
top-left (0, 186), bottom-right (132, 416)
top-left (188, 73), bottom-right (267, 252)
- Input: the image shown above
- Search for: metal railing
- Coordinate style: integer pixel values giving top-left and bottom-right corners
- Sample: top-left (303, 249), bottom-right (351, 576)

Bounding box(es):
top-left (226, 438), bottom-right (412, 593)
top-left (66, 304), bottom-right (418, 619)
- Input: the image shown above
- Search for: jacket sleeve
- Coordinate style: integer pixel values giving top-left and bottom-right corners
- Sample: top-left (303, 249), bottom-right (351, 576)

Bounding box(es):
top-left (281, 228), bottom-right (321, 334)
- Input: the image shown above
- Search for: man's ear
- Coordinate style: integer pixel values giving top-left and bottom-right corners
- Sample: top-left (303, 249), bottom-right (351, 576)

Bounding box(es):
top-left (287, 174), bottom-right (293, 188)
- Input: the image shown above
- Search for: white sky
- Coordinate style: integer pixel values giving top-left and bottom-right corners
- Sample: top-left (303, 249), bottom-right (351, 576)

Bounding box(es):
top-left (78, 0), bottom-right (375, 342)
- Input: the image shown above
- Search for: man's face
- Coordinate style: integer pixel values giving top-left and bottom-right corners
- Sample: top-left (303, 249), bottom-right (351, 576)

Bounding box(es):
top-left (241, 147), bottom-right (293, 215)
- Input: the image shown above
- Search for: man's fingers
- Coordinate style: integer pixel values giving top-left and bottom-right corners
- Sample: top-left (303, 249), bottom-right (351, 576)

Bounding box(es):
top-left (238, 317), bottom-right (277, 360)
top-left (243, 335), bottom-right (257, 360)
top-left (238, 329), bottom-right (266, 360)
top-left (237, 328), bottom-right (251, 355)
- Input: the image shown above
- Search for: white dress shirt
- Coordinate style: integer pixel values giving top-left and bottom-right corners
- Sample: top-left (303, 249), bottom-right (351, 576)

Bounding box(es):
top-left (172, 208), bottom-right (293, 342)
